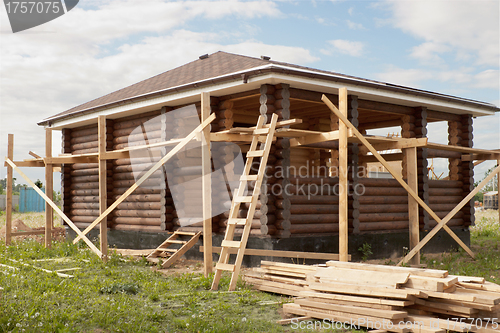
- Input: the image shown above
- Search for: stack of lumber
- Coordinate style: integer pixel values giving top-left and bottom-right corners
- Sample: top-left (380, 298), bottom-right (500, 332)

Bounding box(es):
top-left (244, 261), bottom-right (500, 333)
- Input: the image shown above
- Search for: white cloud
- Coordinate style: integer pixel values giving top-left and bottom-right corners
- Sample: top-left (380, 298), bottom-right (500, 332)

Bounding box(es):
top-left (375, 66), bottom-right (499, 91)
top-left (410, 42), bottom-right (450, 66)
top-left (346, 20), bottom-right (364, 30)
top-left (0, 0), bottom-right (302, 188)
top-left (348, 7), bottom-right (354, 16)
top-left (321, 39), bottom-right (364, 57)
top-left (386, 0), bottom-right (499, 66)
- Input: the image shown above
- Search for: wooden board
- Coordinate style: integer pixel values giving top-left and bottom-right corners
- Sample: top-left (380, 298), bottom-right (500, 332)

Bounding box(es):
top-left (315, 267), bottom-right (410, 288)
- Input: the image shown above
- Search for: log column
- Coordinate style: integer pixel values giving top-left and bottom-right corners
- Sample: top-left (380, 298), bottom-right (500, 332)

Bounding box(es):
top-left (460, 115), bottom-right (474, 227)
top-left (61, 128), bottom-right (72, 227)
top-left (415, 107), bottom-right (429, 230)
top-left (448, 120), bottom-right (462, 181)
top-left (269, 84), bottom-right (290, 237)
top-left (161, 106), bottom-right (175, 231)
top-left (348, 95), bottom-right (360, 234)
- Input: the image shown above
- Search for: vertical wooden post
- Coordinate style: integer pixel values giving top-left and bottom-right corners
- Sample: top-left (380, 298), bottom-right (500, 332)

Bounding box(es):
top-left (338, 88), bottom-right (348, 262)
top-left (5, 134), bottom-right (14, 245)
top-left (98, 116), bottom-right (108, 260)
top-left (407, 147), bottom-right (419, 265)
top-left (201, 92), bottom-right (213, 275)
top-left (45, 129), bottom-right (53, 247)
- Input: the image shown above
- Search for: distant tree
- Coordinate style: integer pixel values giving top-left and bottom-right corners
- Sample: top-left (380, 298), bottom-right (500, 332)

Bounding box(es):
top-left (35, 179), bottom-right (43, 188)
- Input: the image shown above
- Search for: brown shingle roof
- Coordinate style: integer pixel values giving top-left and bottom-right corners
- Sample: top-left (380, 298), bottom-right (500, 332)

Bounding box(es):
top-left (41, 52), bottom-right (273, 124)
top-left (39, 51), bottom-right (499, 125)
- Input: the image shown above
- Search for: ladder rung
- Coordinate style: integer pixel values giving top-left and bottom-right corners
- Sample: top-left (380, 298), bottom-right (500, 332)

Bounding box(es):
top-left (221, 240), bottom-right (241, 248)
top-left (234, 196), bottom-right (253, 203)
top-left (246, 150), bottom-right (264, 158)
top-left (227, 218), bottom-right (247, 225)
top-left (158, 248), bottom-right (177, 252)
top-left (240, 175), bottom-right (258, 181)
top-left (253, 128), bottom-right (270, 135)
top-left (174, 231), bottom-right (196, 236)
top-left (216, 263), bottom-right (235, 272)
top-left (167, 240), bottom-right (186, 244)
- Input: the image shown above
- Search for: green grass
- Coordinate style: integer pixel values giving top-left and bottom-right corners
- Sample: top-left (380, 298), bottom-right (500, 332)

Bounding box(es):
top-left (0, 240), bottom-right (290, 332)
top-left (421, 209), bottom-right (500, 284)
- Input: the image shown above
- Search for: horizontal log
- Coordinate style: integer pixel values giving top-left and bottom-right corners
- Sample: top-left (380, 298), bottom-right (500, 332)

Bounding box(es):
top-left (427, 219), bottom-right (464, 228)
top-left (70, 202), bottom-right (99, 210)
top-left (288, 177), bottom-right (339, 186)
top-left (70, 209), bottom-right (99, 217)
top-left (428, 195), bottom-right (462, 204)
top-left (116, 202), bottom-right (163, 210)
top-left (358, 178), bottom-right (400, 187)
top-left (428, 188), bottom-right (463, 196)
top-left (71, 195), bottom-right (99, 202)
top-left (70, 126), bottom-right (98, 138)
top-left (70, 134), bottom-right (112, 145)
top-left (115, 138), bottom-right (163, 150)
top-left (289, 205), bottom-right (339, 215)
top-left (275, 219), bottom-right (290, 230)
top-left (112, 188), bottom-right (161, 195)
top-left (71, 163), bottom-right (99, 170)
top-left (289, 214), bottom-right (339, 224)
top-left (288, 223), bottom-right (340, 234)
top-left (260, 224), bottom-right (277, 235)
top-left (357, 195), bottom-right (408, 205)
top-left (359, 204), bottom-right (408, 214)
top-left (113, 225), bottom-right (166, 232)
top-left (359, 221), bottom-right (409, 232)
top-left (358, 212), bottom-right (409, 223)
top-left (113, 210), bottom-right (163, 218)
top-left (72, 147), bottom-right (98, 155)
top-left (219, 219), bottom-right (261, 229)
top-left (111, 194), bottom-right (164, 202)
top-left (113, 115), bottom-right (161, 131)
top-left (289, 195), bottom-right (339, 205)
top-left (428, 203), bottom-right (462, 212)
top-left (70, 215), bottom-right (100, 223)
top-left (70, 182), bottom-right (99, 190)
top-left (428, 180), bottom-right (464, 188)
top-left (112, 178), bottom-right (164, 188)
top-left (112, 170), bottom-right (163, 181)
top-left (362, 187), bottom-right (409, 196)
top-left (113, 217), bottom-right (161, 226)
top-left (70, 141), bottom-right (98, 151)
top-left (113, 130), bottom-right (162, 144)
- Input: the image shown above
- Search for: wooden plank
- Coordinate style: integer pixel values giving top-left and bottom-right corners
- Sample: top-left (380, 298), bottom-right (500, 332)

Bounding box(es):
top-left (406, 147), bottom-right (419, 265)
top-left (29, 151), bottom-right (42, 159)
top-left (406, 314), bottom-right (469, 332)
top-left (98, 116), bottom-right (108, 260)
top-left (308, 281), bottom-right (419, 299)
top-left (5, 134), bottom-right (13, 245)
top-left (113, 249), bottom-right (154, 257)
top-left (289, 129), bottom-right (352, 147)
top-left (295, 298), bottom-right (407, 320)
top-left (11, 230), bottom-right (46, 236)
top-left (403, 275), bottom-right (458, 292)
top-left (338, 88), bottom-right (348, 262)
top-left (201, 92), bottom-right (212, 276)
top-left (277, 316), bottom-right (311, 326)
top-left (324, 260), bottom-right (448, 278)
top-left (3, 160), bottom-right (46, 167)
top-left (357, 137), bottom-right (428, 154)
top-left (162, 232), bottom-right (201, 268)
top-left (282, 303), bottom-right (409, 333)
top-left (73, 113), bottom-right (216, 243)
top-left (427, 142), bottom-right (500, 155)
top-left (315, 267), bottom-right (409, 288)
top-left (199, 246), bottom-right (348, 260)
top-left (321, 94), bottom-right (476, 263)
top-left (5, 158), bottom-right (102, 257)
top-left (298, 290), bottom-right (413, 307)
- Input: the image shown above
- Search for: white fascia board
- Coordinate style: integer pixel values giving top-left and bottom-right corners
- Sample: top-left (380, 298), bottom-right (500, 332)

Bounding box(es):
top-left (260, 72), bottom-right (496, 117)
top-left (49, 67), bottom-right (495, 129)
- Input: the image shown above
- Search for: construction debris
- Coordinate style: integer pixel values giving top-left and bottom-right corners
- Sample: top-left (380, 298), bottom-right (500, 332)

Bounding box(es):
top-left (245, 261), bottom-right (500, 333)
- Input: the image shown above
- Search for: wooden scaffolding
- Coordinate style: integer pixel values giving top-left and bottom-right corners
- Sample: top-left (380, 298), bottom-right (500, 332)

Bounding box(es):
top-left (4, 89), bottom-right (500, 290)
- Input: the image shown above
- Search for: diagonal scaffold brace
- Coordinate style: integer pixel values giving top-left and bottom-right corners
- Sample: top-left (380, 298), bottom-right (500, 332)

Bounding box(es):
top-left (321, 94), bottom-right (476, 265)
top-left (73, 113), bottom-right (216, 246)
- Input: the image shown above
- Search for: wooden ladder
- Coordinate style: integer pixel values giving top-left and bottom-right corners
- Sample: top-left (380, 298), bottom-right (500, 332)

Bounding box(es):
top-left (211, 113), bottom-right (279, 291)
top-left (146, 231), bottom-right (201, 268)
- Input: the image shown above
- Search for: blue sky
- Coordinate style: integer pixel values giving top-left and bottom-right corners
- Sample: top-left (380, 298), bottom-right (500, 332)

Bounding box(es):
top-left (0, 0), bottom-right (499, 190)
